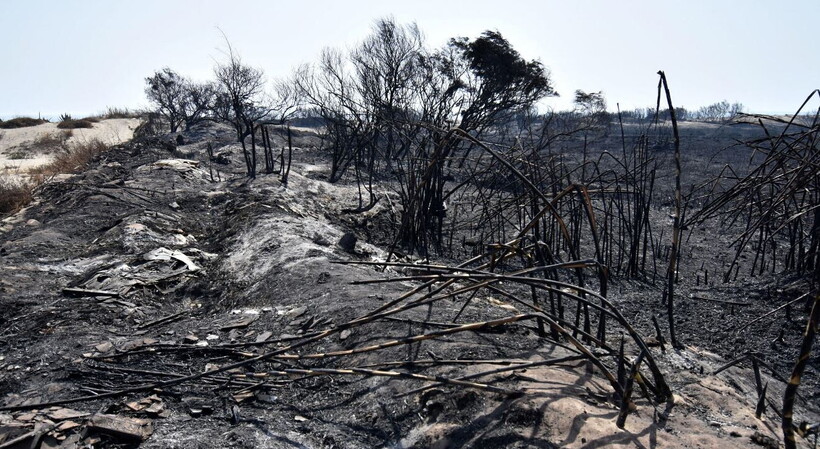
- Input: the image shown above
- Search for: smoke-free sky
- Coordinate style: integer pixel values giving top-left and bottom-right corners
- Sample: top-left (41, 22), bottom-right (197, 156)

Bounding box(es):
top-left (1, 0), bottom-right (817, 118)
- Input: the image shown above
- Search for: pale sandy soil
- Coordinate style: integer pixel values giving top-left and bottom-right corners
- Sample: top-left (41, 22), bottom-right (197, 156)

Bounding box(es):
top-left (0, 118), bottom-right (141, 173)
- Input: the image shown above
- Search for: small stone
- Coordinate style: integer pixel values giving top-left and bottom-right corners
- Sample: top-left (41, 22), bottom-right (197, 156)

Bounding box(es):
top-left (312, 233), bottom-right (331, 246)
top-left (45, 383), bottom-right (65, 394)
top-left (204, 363), bottom-right (220, 372)
top-left (750, 431), bottom-right (779, 449)
top-left (256, 393), bottom-right (277, 404)
top-left (95, 342), bottom-right (113, 353)
top-left (183, 335), bottom-right (199, 344)
top-left (340, 329), bottom-right (352, 341)
top-left (255, 331), bottom-right (273, 343)
top-left (169, 201), bottom-right (180, 209)
top-left (25, 219), bottom-right (41, 227)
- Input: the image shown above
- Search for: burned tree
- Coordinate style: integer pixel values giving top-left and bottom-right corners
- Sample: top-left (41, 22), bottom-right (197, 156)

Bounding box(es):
top-left (213, 45), bottom-right (271, 178)
top-left (144, 68), bottom-right (215, 133)
top-left (691, 90), bottom-right (820, 283)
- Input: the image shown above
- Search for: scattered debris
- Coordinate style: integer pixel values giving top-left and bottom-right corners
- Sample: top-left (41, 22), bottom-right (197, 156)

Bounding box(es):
top-left (86, 414), bottom-right (153, 442)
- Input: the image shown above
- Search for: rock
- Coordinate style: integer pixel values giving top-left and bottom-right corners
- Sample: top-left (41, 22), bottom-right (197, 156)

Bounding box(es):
top-left (94, 342), bottom-right (113, 353)
top-left (338, 232), bottom-right (357, 253)
top-left (287, 306), bottom-right (307, 318)
top-left (183, 397), bottom-right (213, 418)
top-left (183, 335), bottom-right (199, 344)
top-left (25, 219), bottom-right (41, 227)
top-left (204, 363), bottom-right (220, 372)
top-left (312, 232), bottom-right (331, 246)
top-left (255, 331), bottom-right (273, 343)
top-left (750, 431), bottom-right (779, 449)
top-left (340, 329), bottom-right (352, 341)
top-left (220, 314), bottom-right (258, 330)
top-left (256, 393), bottom-right (277, 404)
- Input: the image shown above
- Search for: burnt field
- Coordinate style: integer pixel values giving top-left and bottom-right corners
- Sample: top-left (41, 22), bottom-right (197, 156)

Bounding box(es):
top-left (0, 100), bottom-right (817, 449)
top-left (1, 22), bottom-right (819, 447)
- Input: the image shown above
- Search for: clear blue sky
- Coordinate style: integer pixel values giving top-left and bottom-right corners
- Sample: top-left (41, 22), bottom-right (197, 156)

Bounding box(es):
top-left (1, 0), bottom-right (817, 119)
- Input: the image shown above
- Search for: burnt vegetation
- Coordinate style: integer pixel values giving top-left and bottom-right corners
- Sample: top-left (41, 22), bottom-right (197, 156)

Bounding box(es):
top-left (1, 17), bottom-right (818, 449)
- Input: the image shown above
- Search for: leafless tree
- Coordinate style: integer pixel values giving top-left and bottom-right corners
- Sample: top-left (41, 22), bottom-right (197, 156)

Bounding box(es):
top-left (213, 42), bottom-right (271, 177)
top-left (294, 19), bottom-right (556, 255)
top-left (145, 68), bottom-right (215, 132)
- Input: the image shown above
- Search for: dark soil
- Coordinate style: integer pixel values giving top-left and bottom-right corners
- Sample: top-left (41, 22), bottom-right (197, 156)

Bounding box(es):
top-left (0, 121), bottom-right (817, 448)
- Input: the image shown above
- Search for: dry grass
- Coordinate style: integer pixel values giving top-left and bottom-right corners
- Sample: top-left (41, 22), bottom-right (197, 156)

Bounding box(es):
top-left (30, 138), bottom-right (109, 176)
top-left (32, 130), bottom-right (72, 150)
top-left (97, 106), bottom-right (141, 120)
top-left (0, 176), bottom-right (33, 215)
top-left (1, 139), bottom-right (110, 216)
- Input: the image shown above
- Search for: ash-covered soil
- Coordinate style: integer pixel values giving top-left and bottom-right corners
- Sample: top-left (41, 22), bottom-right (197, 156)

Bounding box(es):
top-left (0, 122), bottom-right (817, 448)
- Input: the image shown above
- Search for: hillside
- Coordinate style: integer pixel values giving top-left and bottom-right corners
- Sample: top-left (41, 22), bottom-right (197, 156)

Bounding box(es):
top-left (0, 119), bottom-right (141, 173)
top-left (0, 122), bottom-right (817, 448)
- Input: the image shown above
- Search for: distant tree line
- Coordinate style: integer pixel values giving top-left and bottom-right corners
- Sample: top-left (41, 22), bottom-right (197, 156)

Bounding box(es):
top-left (617, 100), bottom-right (744, 123)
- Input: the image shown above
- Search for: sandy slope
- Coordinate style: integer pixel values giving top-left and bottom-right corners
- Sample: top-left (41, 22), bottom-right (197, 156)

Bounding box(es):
top-left (0, 118), bottom-right (141, 172)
